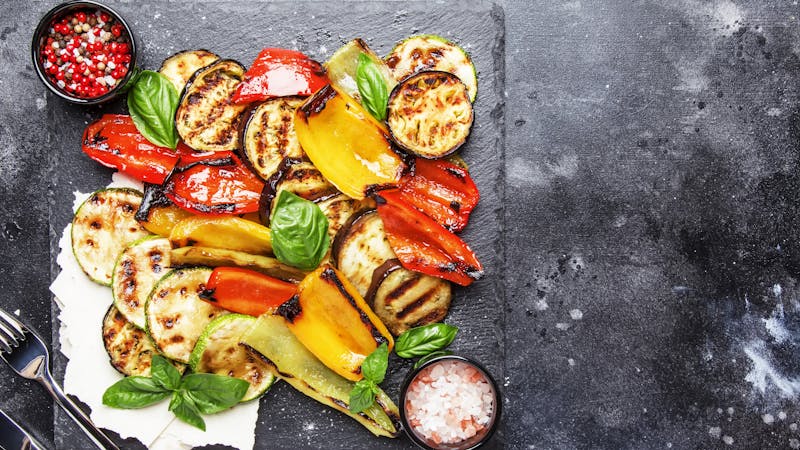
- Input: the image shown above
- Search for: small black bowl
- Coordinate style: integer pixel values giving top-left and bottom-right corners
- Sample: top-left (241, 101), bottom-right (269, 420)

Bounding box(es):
top-left (399, 355), bottom-right (501, 450)
top-left (31, 0), bottom-right (138, 105)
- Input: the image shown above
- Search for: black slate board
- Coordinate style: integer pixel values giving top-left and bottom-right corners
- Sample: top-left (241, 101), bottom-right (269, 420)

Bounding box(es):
top-left (42, 1), bottom-right (506, 448)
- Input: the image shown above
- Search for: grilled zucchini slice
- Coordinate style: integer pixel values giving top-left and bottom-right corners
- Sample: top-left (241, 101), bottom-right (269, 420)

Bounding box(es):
top-left (365, 259), bottom-right (452, 336)
top-left (71, 188), bottom-right (150, 286)
top-left (145, 267), bottom-right (228, 364)
top-left (241, 97), bottom-right (305, 181)
top-left (386, 71), bottom-right (473, 159)
top-left (175, 59), bottom-right (248, 152)
top-left (188, 314), bottom-right (276, 402)
top-left (332, 209), bottom-right (396, 297)
top-left (385, 34), bottom-right (477, 102)
top-left (158, 49), bottom-right (220, 94)
top-left (325, 38), bottom-right (397, 104)
top-left (112, 236), bottom-right (172, 329)
top-left (169, 246), bottom-right (306, 283)
top-left (102, 305), bottom-right (184, 376)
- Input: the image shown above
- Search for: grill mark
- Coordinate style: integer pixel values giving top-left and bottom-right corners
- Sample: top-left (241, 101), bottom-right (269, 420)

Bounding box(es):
top-left (384, 275), bottom-right (421, 306)
top-left (396, 287), bottom-right (439, 319)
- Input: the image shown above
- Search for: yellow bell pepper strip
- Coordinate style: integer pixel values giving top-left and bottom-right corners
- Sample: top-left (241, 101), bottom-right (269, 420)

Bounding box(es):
top-left (276, 264), bottom-right (394, 381)
top-left (293, 84), bottom-right (406, 200)
top-left (169, 216), bottom-right (272, 255)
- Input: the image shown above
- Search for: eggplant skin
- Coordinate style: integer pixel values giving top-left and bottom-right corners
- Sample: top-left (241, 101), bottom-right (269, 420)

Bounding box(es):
top-left (241, 97), bottom-right (306, 181)
top-left (386, 71), bottom-right (473, 159)
top-left (158, 49), bottom-right (220, 94)
top-left (175, 59), bottom-right (248, 152)
top-left (332, 209), bottom-right (397, 297)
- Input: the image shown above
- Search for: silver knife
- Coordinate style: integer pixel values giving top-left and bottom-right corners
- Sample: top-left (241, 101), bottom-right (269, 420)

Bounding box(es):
top-left (0, 408), bottom-right (47, 450)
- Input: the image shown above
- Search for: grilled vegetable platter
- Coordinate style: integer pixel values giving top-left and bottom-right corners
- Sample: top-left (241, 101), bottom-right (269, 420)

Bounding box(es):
top-left (70, 33), bottom-right (486, 442)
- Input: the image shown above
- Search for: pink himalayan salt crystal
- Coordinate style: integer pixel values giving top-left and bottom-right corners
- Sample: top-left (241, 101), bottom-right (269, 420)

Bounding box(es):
top-left (405, 360), bottom-right (495, 446)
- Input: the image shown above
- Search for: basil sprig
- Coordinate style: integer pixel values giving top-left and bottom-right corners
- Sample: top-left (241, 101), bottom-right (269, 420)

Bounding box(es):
top-left (271, 190), bottom-right (330, 270)
top-left (127, 70), bottom-right (180, 149)
top-left (395, 323), bottom-right (458, 358)
top-left (349, 342), bottom-right (389, 414)
top-left (356, 53), bottom-right (389, 122)
top-left (103, 355), bottom-right (249, 431)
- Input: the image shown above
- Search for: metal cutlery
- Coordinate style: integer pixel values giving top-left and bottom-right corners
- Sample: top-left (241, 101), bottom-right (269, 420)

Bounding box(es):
top-left (0, 407), bottom-right (47, 450)
top-left (0, 307), bottom-right (119, 450)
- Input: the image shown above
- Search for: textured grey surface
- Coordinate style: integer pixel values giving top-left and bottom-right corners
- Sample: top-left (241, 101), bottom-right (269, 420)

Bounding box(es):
top-left (3, 0), bottom-right (800, 449)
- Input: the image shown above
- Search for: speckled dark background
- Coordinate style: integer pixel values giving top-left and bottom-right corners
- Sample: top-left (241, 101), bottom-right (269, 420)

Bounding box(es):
top-left (2, 0), bottom-right (800, 449)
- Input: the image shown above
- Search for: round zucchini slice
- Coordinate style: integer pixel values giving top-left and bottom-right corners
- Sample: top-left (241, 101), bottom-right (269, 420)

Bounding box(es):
top-left (158, 49), bottom-right (220, 94)
top-left (71, 188), bottom-right (150, 286)
top-left (188, 314), bottom-right (276, 402)
top-left (145, 267), bottom-right (228, 364)
top-left (241, 97), bottom-right (306, 181)
top-left (385, 34), bottom-right (478, 102)
top-left (111, 236), bottom-right (172, 329)
top-left (175, 59), bottom-right (248, 152)
top-left (386, 71), bottom-right (473, 159)
top-left (102, 305), bottom-right (184, 376)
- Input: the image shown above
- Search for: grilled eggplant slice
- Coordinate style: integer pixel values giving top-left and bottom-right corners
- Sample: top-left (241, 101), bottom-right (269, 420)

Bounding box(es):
top-left (175, 59), bottom-right (248, 152)
top-left (365, 259), bottom-right (452, 336)
top-left (385, 34), bottom-right (478, 102)
top-left (71, 188), bottom-right (150, 286)
top-left (188, 314), bottom-right (275, 402)
top-left (102, 305), bottom-right (184, 376)
top-left (170, 246), bottom-right (306, 283)
top-left (325, 38), bottom-right (397, 104)
top-left (111, 236), bottom-right (172, 329)
top-left (271, 161), bottom-right (338, 207)
top-left (241, 314), bottom-right (401, 438)
top-left (145, 267), bottom-right (228, 364)
top-left (386, 71), bottom-right (473, 159)
top-left (332, 209), bottom-right (396, 297)
top-left (158, 49), bottom-right (220, 94)
top-left (315, 194), bottom-right (357, 244)
top-left (241, 97), bottom-right (305, 181)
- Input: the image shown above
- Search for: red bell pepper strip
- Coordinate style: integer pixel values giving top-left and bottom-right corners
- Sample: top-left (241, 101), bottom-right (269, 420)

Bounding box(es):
top-left (232, 48), bottom-right (328, 104)
top-left (399, 158), bottom-right (479, 232)
top-left (164, 152), bottom-right (265, 215)
top-left (199, 267), bottom-right (297, 316)
top-left (375, 189), bottom-right (483, 286)
top-left (81, 114), bottom-right (192, 184)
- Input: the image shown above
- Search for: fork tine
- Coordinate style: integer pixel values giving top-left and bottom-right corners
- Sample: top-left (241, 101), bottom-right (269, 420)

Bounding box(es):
top-left (0, 328), bottom-right (12, 354)
top-left (0, 308), bottom-right (26, 341)
top-left (0, 321), bottom-right (19, 347)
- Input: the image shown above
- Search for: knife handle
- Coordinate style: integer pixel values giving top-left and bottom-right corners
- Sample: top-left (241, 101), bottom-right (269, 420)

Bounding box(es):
top-left (38, 373), bottom-right (120, 450)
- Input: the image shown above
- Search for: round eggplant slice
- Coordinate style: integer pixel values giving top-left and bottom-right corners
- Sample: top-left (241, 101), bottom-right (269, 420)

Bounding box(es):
top-left (241, 97), bottom-right (306, 181)
top-left (316, 193), bottom-right (358, 244)
top-left (365, 259), bottom-right (452, 336)
top-left (385, 34), bottom-right (478, 102)
top-left (332, 209), bottom-right (396, 297)
top-left (71, 188), bottom-right (150, 286)
top-left (102, 305), bottom-right (184, 376)
top-left (158, 49), bottom-right (220, 94)
top-left (175, 59), bottom-right (248, 152)
top-left (386, 71), bottom-right (473, 159)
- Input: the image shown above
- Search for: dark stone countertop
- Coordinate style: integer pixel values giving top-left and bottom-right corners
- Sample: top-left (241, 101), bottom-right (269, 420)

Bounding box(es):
top-left (2, 0), bottom-right (800, 449)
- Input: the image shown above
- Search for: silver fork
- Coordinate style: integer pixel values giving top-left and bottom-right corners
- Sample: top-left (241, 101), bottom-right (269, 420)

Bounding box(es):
top-left (0, 308), bottom-right (120, 450)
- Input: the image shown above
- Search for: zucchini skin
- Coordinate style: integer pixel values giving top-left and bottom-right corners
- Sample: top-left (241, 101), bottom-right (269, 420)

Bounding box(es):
top-left (71, 188), bottom-right (150, 286)
top-left (386, 71), bottom-right (473, 159)
top-left (175, 59), bottom-right (248, 152)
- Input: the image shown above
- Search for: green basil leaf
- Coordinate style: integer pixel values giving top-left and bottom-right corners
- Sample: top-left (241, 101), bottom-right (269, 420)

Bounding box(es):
top-left (356, 53), bottom-right (388, 122)
top-left (180, 373), bottom-right (249, 414)
top-left (102, 376), bottom-right (171, 409)
top-left (270, 190), bottom-right (330, 270)
top-left (127, 70), bottom-right (179, 149)
top-left (395, 323), bottom-right (458, 358)
top-left (169, 391), bottom-right (206, 431)
top-left (348, 379), bottom-right (376, 414)
top-left (361, 342), bottom-right (389, 384)
top-left (150, 355), bottom-right (181, 391)
top-left (413, 350), bottom-right (453, 369)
